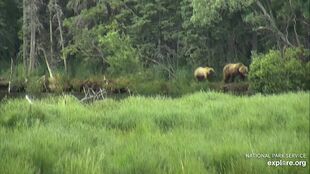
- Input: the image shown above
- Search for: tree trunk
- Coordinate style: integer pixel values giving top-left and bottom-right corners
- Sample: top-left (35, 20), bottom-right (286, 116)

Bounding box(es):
top-left (22, 0), bottom-right (29, 72)
top-left (49, 7), bottom-right (54, 69)
top-left (55, 1), bottom-right (67, 73)
top-left (39, 47), bottom-right (53, 78)
top-left (28, 0), bottom-right (36, 75)
top-left (251, 32), bottom-right (257, 51)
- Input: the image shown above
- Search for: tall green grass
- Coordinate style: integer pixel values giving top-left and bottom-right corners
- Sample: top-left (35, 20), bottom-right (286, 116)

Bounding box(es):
top-left (0, 92), bottom-right (309, 174)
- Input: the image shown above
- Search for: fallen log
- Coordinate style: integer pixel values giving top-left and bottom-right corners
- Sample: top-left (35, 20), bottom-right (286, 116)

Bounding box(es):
top-left (221, 82), bottom-right (250, 94)
top-left (0, 80), bottom-right (9, 90)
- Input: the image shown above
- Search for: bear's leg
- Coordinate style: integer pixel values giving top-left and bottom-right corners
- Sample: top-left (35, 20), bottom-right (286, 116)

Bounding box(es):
top-left (240, 75), bottom-right (245, 81)
top-left (196, 75), bottom-right (205, 81)
top-left (230, 75), bottom-right (235, 83)
top-left (224, 74), bottom-right (230, 83)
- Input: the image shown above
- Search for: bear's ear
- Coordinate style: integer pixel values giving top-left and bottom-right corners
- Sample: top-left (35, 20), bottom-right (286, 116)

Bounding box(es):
top-left (243, 65), bottom-right (248, 72)
top-left (208, 68), bottom-right (215, 76)
top-left (239, 66), bottom-right (248, 74)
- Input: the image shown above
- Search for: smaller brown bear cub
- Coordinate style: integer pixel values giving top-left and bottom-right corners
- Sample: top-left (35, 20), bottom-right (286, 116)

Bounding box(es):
top-left (223, 63), bottom-right (248, 83)
top-left (194, 66), bottom-right (215, 81)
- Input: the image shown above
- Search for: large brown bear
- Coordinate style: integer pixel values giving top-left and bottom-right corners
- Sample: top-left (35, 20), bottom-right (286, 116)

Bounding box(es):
top-left (194, 66), bottom-right (215, 81)
top-left (223, 63), bottom-right (248, 83)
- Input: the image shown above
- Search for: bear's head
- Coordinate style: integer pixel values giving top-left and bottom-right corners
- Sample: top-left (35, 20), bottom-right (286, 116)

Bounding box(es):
top-left (238, 65), bottom-right (248, 77)
top-left (205, 67), bottom-right (216, 81)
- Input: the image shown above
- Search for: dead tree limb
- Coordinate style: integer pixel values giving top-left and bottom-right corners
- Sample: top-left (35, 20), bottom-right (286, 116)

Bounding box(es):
top-left (8, 58), bottom-right (13, 93)
top-left (81, 87), bottom-right (107, 102)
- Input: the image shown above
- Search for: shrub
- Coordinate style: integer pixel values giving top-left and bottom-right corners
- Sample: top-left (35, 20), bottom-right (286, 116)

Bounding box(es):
top-left (25, 76), bottom-right (44, 93)
top-left (249, 47), bottom-right (309, 93)
top-left (99, 31), bottom-right (141, 75)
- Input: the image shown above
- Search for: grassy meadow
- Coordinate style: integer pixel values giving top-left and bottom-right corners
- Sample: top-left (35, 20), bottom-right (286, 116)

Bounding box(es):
top-left (0, 92), bottom-right (309, 174)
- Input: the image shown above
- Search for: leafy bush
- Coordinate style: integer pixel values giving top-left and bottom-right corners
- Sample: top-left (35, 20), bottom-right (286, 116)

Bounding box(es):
top-left (25, 76), bottom-right (44, 93)
top-left (249, 47), bottom-right (309, 93)
top-left (99, 31), bottom-right (141, 75)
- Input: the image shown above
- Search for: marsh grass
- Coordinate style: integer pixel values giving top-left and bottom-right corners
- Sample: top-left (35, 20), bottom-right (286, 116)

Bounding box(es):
top-left (0, 92), bottom-right (309, 174)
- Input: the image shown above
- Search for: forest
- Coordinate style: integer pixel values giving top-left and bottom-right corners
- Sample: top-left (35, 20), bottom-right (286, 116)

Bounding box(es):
top-left (0, 0), bottom-right (309, 94)
top-left (0, 0), bottom-right (309, 173)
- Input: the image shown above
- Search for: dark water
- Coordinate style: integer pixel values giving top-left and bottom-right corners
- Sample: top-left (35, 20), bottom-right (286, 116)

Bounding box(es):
top-left (0, 91), bottom-right (132, 103)
top-left (0, 91), bottom-right (85, 102)
top-left (0, 90), bottom-right (251, 103)
top-left (0, 87), bottom-right (253, 103)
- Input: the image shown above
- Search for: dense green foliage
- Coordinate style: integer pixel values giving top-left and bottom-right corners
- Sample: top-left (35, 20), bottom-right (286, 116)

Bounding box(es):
top-left (99, 31), bottom-right (141, 75)
top-left (0, 0), bottom-right (20, 70)
top-left (191, 0), bottom-right (309, 48)
top-left (249, 48), bottom-right (310, 93)
top-left (0, 92), bottom-right (309, 173)
top-left (0, 0), bottom-right (308, 81)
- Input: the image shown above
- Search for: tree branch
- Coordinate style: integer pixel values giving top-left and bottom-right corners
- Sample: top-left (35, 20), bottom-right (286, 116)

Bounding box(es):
top-left (256, 0), bottom-right (294, 47)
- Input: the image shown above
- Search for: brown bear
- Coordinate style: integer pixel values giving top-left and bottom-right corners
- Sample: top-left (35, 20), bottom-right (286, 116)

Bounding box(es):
top-left (194, 66), bottom-right (215, 81)
top-left (223, 63), bottom-right (248, 83)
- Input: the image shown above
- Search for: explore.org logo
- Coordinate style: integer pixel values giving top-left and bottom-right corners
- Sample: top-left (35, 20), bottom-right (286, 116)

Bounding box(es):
top-left (245, 153), bottom-right (307, 167)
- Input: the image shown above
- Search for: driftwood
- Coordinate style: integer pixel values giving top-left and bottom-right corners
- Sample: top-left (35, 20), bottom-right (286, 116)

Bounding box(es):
top-left (25, 95), bottom-right (33, 104)
top-left (0, 80), bottom-right (9, 90)
top-left (80, 86), bottom-right (106, 102)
